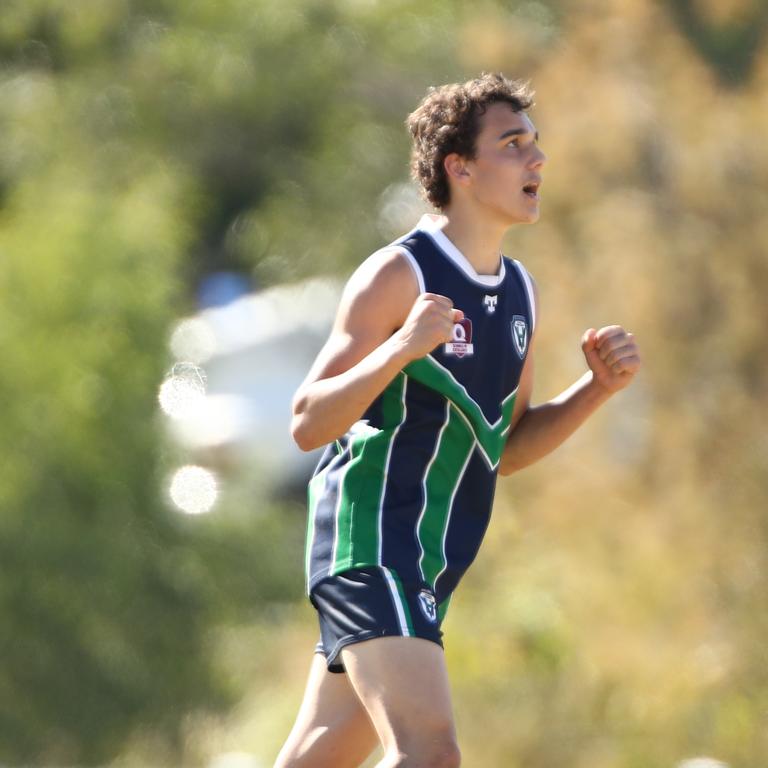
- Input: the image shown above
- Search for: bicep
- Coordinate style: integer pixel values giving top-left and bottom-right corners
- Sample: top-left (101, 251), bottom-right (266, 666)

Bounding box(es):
top-left (296, 249), bottom-right (419, 392)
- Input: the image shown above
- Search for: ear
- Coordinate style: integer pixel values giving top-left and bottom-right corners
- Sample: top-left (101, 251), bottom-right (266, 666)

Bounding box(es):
top-left (443, 153), bottom-right (472, 187)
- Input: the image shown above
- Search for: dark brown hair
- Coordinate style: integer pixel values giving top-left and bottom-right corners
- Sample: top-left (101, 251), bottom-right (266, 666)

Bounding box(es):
top-left (406, 73), bottom-right (535, 209)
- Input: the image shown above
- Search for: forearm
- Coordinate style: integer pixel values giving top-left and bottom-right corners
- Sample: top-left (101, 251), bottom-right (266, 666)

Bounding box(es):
top-left (499, 371), bottom-right (613, 475)
top-left (291, 335), bottom-right (411, 451)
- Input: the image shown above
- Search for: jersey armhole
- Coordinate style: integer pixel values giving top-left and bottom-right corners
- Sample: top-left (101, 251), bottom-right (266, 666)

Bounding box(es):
top-left (373, 245), bottom-right (425, 295)
top-left (512, 259), bottom-right (536, 335)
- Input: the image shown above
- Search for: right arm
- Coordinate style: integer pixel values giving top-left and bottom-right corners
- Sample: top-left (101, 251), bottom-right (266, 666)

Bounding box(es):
top-left (291, 250), bottom-right (462, 452)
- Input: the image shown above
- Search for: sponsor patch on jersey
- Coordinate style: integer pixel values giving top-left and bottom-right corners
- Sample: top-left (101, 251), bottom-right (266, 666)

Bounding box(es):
top-left (445, 318), bottom-right (473, 358)
top-left (512, 315), bottom-right (528, 358)
top-left (417, 589), bottom-right (438, 624)
top-left (483, 294), bottom-right (498, 314)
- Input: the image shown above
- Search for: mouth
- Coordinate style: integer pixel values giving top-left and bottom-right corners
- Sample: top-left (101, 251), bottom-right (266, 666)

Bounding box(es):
top-left (522, 180), bottom-right (541, 200)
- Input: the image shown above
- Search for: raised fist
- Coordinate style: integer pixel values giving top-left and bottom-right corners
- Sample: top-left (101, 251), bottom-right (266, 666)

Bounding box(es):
top-left (395, 293), bottom-right (464, 362)
top-left (582, 325), bottom-right (641, 393)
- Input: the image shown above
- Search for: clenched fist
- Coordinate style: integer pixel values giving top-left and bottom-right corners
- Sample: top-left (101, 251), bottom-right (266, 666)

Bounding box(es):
top-left (582, 325), bottom-right (641, 394)
top-left (395, 293), bottom-right (463, 362)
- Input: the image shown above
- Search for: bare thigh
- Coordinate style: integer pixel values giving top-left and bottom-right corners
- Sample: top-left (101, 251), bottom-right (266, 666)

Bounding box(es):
top-left (341, 637), bottom-right (459, 764)
top-left (273, 652), bottom-right (379, 768)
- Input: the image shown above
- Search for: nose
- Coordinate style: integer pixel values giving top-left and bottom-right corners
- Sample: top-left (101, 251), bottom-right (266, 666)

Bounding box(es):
top-left (530, 145), bottom-right (546, 169)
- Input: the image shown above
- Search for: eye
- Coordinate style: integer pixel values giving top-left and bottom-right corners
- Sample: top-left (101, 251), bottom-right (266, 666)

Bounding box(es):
top-left (506, 137), bottom-right (520, 148)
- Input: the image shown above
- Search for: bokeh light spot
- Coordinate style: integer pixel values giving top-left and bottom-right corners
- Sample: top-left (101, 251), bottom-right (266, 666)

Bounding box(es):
top-left (158, 362), bottom-right (207, 419)
top-left (170, 317), bottom-right (217, 363)
top-left (168, 465), bottom-right (218, 515)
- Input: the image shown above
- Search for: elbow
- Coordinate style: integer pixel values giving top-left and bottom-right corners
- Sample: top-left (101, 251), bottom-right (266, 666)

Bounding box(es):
top-left (291, 412), bottom-right (318, 452)
top-left (290, 391), bottom-right (316, 452)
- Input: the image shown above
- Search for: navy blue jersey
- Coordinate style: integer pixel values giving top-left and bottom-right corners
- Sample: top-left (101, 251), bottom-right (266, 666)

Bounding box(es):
top-left (305, 215), bottom-right (536, 609)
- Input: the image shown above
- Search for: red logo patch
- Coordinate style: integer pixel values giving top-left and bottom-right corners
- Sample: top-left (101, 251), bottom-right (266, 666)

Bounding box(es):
top-left (445, 318), bottom-right (474, 358)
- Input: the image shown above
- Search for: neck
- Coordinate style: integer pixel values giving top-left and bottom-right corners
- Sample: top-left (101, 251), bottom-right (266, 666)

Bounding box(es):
top-left (437, 203), bottom-right (509, 275)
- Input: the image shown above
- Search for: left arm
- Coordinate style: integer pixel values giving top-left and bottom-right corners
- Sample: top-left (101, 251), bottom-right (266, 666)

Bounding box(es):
top-left (499, 325), bottom-right (641, 476)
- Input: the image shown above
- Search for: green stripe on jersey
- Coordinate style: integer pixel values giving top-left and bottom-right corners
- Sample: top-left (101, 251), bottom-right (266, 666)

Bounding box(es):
top-left (330, 373), bottom-right (407, 575)
top-left (417, 404), bottom-right (475, 587)
top-left (404, 356), bottom-right (516, 468)
top-left (330, 435), bottom-right (366, 569)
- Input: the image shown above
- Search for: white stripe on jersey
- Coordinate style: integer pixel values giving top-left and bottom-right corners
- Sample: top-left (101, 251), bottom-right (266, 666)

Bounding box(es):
top-left (381, 567), bottom-right (411, 636)
top-left (371, 245), bottom-right (426, 294)
top-left (416, 400), bottom-right (452, 583)
top-left (329, 438), bottom-right (359, 576)
top-left (433, 439), bottom-right (476, 594)
top-left (377, 375), bottom-right (408, 565)
top-left (513, 259), bottom-right (537, 333)
top-left (397, 248), bottom-right (426, 294)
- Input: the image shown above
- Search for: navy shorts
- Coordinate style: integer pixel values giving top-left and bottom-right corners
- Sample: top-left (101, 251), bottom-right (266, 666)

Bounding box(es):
top-left (310, 566), bottom-right (444, 673)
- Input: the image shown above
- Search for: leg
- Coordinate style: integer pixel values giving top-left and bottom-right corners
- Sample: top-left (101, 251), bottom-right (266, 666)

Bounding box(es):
top-left (274, 652), bottom-right (380, 768)
top-left (341, 636), bottom-right (461, 768)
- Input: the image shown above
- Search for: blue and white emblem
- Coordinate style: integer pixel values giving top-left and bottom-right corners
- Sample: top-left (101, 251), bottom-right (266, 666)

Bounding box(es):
top-left (417, 589), bottom-right (438, 624)
top-left (512, 315), bottom-right (528, 359)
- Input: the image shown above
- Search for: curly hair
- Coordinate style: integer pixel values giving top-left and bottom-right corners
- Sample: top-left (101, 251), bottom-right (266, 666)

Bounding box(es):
top-left (406, 73), bottom-right (535, 209)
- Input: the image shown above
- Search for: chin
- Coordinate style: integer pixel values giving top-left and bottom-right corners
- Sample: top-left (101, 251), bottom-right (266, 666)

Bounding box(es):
top-left (491, 201), bottom-right (541, 226)
top-left (524, 208), bottom-right (541, 223)
top-left (508, 208), bottom-right (540, 225)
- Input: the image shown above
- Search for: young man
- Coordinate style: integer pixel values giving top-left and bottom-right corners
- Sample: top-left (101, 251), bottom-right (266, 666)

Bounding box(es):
top-left (275, 73), bottom-right (641, 768)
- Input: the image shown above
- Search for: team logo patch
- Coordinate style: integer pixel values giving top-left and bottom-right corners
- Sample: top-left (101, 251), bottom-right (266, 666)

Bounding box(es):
top-left (445, 318), bottom-right (474, 358)
top-left (512, 315), bottom-right (528, 358)
top-left (483, 294), bottom-right (498, 314)
top-left (417, 589), bottom-right (438, 624)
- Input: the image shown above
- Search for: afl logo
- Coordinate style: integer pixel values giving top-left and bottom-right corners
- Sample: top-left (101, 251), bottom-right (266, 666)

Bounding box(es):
top-left (417, 589), bottom-right (438, 624)
top-left (512, 315), bottom-right (528, 358)
top-left (444, 318), bottom-right (474, 358)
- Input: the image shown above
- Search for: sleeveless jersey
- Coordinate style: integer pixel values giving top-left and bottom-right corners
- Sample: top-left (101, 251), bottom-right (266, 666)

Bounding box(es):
top-left (305, 215), bottom-right (536, 609)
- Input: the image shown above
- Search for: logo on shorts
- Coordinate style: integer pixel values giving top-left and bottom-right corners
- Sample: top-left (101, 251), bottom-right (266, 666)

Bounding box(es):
top-left (444, 318), bottom-right (473, 358)
top-left (512, 315), bottom-right (528, 359)
top-left (417, 589), bottom-right (438, 624)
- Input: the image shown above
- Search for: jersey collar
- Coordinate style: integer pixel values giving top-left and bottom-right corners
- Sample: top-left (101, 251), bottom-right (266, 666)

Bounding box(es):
top-left (416, 214), bottom-right (506, 288)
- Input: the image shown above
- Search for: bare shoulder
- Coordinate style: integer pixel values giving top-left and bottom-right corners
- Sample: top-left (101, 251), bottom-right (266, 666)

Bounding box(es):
top-left (338, 246), bottom-right (420, 334)
top-left (298, 247), bottom-right (420, 386)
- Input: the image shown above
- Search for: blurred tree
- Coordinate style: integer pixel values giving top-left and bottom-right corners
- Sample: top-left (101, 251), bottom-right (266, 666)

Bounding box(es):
top-left (0, 159), bottom-right (234, 763)
top-left (665, 0), bottom-right (768, 85)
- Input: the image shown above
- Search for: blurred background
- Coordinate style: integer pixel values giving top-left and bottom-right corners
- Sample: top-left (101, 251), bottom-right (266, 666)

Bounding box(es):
top-left (1, 0), bottom-right (767, 766)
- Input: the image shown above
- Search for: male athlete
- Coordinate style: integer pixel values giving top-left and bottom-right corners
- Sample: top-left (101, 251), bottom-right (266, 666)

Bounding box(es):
top-left (275, 73), bottom-right (641, 768)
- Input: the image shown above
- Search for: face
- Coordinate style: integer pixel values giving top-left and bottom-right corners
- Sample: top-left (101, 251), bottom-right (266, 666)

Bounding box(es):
top-left (449, 102), bottom-right (546, 225)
